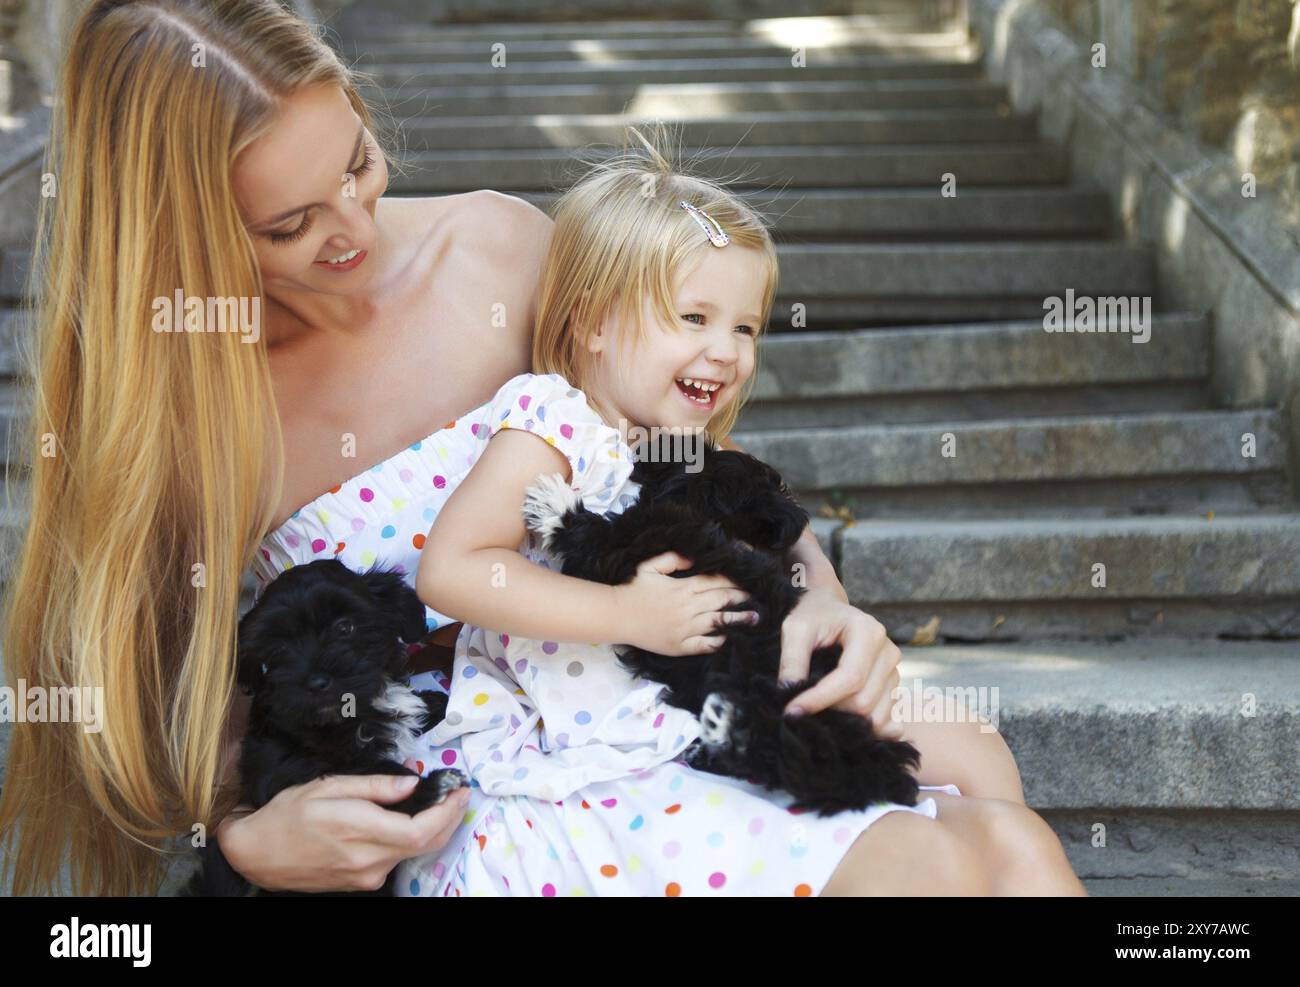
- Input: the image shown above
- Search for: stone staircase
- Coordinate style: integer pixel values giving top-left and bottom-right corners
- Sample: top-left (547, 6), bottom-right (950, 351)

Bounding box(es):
top-left (328, 0), bottom-right (1300, 894)
top-left (3, 0), bottom-right (1297, 895)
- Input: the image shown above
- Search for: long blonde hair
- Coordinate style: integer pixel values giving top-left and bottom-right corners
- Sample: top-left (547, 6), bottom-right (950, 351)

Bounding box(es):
top-left (532, 125), bottom-right (779, 444)
top-left (0, 0), bottom-right (393, 896)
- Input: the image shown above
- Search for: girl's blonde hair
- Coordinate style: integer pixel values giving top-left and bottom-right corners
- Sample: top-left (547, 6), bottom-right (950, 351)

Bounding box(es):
top-left (0, 0), bottom-right (393, 896)
top-left (532, 125), bottom-right (779, 444)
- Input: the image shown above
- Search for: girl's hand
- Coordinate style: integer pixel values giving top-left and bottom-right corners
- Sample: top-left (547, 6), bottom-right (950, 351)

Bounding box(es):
top-left (217, 774), bottom-right (470, 893)
top-left (777, 588), bottom-right (906, 739)
top-left (615, 551), bottom-right (760, 656)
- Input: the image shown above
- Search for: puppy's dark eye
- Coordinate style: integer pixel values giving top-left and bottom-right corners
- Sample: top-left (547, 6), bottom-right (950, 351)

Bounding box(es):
top-left (333, 617), bottom-right (355, 636)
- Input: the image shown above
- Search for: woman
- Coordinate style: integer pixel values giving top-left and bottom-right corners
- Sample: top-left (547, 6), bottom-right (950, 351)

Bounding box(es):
top-left (0, 0), bottom-right (1078, 896)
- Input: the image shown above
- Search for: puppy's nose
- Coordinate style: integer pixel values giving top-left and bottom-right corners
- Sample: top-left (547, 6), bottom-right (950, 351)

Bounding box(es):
top-left (306, 674), bottom-right (332, 693)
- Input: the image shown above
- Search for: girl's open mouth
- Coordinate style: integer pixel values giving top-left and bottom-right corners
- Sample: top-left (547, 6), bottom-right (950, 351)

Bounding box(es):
top-left (675, 376), bottom-right (722, 410)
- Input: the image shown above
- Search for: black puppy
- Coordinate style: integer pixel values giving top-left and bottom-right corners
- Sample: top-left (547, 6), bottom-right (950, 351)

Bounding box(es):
top-left (183, 559), bottom-right (467, 896)
top-left (521, 432), bottom-right (921, 816)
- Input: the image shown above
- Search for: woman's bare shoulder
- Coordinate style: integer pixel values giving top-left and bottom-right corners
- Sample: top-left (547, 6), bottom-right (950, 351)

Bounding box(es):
top-left (436, 190), bottom-right (555, 331)
top-left (455, 189), bottom-right (553, 261)
top-left (381, 191), bottom-right (553, 358)
top-left (391, 190), bottom-right (552, 254)
top-left (389, 191), bottom-right (551, 293)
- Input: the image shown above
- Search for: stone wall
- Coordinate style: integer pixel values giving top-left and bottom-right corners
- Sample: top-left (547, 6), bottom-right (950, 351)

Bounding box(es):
top-left (353, 0), bottom-right (964, 27)
top-left (971, 0), bottom-right (1300, 491)
top-left (1040, 0), bottom-right (1300, 217)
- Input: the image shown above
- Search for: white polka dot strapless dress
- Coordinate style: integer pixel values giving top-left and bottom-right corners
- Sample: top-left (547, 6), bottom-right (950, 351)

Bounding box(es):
top-left (251, 372), bottom-right (961, 897)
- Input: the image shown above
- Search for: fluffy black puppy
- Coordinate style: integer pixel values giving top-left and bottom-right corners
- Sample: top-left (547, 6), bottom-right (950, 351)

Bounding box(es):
top-left (521, 432), bottom-right (921, 816)
top-left (183, 559), bottom-right (466, 896)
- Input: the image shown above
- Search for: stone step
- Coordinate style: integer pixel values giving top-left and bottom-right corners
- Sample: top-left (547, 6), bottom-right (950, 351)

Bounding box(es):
top-left (0, 306), bottom-right (28, 372)
top-left (0, 244), bottom-right (30, 304)
top-left (345, 13), bottom-right (941, 43)
top-left (768, 240), bottom-right (1155, 326)
top-left (367, 56), bottom-right (984, 87)
top-left (896, 641), bottom-right (1300, 881)
top-left (772, 241), bottom-right (1153, 301)
top-left (898, 640), bottom-right (1299, 810)
top-left (829, 514), bottom-right (1300, 641)
top-left (511, 187), bottom-right (1110, 240)
top-left (390, 79), bottom-right (1012, 117)
top-left (350, 33), bottom-right (979, 64)
top-left (387, 143), bottom-right (1066, 194)
top-left (1083, 877), bottom-right (1300, 896)
top-left (735, 410), bottom-right (1289, 516)
top-left (398, 109), bottom-right (1038, 150)
top-left (739, 314), bottom-right (1207, 427)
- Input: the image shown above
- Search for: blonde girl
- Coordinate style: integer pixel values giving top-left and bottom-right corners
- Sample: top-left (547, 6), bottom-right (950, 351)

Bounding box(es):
top-left (402, 129), bottom-right (1087, 896)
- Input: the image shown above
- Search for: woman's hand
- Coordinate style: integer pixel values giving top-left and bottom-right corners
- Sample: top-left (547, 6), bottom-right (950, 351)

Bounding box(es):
top-left (217, 773), bottom-right (471, 893)
top-left (615, 551), bottom-right (760, 656)
top-left (777, 588), bottom-right (906, 739)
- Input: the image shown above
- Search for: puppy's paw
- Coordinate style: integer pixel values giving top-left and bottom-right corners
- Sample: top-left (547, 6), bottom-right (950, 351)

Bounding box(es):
top-left (431, 769), bottom-right (469, 804)
top-left (699, 693), bottom-right (742, 753)
top-left (416, 689), bottom-right (449, 727)
top-left (682, 738), bottom-right (713, 770)
top-left (521, 472), bottom-right (580, 552)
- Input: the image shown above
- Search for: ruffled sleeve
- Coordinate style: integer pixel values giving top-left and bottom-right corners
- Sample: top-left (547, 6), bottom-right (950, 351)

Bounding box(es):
top-left (480, 372), bottom-right (634, 511)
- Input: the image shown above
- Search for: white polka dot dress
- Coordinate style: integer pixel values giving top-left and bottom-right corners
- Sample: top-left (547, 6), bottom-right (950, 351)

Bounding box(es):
top-left (397, 373), bottom-right (961, 897)
top-left (249, 372), bottom-right (962, 897)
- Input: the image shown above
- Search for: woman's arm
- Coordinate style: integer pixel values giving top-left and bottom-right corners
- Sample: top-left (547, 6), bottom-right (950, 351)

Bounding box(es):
top-left (211, 651), bottom-right (469, 892)
top-left (418, 429), bottom-right (757, 656)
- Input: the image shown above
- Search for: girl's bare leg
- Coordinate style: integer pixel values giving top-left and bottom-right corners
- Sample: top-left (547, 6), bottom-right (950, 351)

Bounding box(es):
top-left (929, 792), bottom-right (1088, 896)
top-left (897, 711), bottom-right (1027, 804)
top-left (820, 811), bottom-right (993, 896)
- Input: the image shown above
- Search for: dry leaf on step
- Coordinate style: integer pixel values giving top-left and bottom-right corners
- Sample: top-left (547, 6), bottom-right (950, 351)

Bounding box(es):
top-left (909, 616), bottom-right (941, 646)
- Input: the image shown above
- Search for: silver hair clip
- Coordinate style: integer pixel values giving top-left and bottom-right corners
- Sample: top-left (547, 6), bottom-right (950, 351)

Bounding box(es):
top-left (679, 200), bottom-right (730, 247)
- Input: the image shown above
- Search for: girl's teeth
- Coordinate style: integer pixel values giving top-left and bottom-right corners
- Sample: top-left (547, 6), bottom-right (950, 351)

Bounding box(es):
top-left (325, 248), bottom-right (360, 264)
top-left (676, 378), bottom-right (720, 404)
top-left (678, 378), bottom-right (720, 392)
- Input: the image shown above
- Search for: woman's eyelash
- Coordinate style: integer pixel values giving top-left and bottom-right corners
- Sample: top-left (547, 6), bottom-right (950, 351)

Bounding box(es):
top-left (267, 143), bottom-right (376, 246)
top-left (351, 143), bottom-right (376, 178)
top-left (270, 216), bottom-right (313, 245)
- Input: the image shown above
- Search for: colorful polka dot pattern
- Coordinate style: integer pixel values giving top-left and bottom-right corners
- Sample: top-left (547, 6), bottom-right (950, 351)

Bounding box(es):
top-left (246, 372), bottom-right (625, 627)
top-left (399, 673), bottom-right (961, 898)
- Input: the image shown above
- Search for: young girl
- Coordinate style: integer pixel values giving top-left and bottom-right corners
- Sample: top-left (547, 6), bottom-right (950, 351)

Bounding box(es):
top-left (396, 134), bottom-right (963, 897)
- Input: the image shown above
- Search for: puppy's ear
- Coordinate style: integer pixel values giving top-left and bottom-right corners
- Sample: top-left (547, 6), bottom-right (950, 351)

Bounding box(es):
top-left (360, 568), bottom-right (430, 644)
top-left (629, 430), bottom-right (712, 495)
top-left (234, 614), bottom-right (265, 696)
top-left (710, 453), bottom-right (809, 553)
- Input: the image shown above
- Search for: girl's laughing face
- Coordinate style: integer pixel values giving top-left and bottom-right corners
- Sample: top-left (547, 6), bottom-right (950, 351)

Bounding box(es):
top-left (584, 244), bottom-right (768, 434)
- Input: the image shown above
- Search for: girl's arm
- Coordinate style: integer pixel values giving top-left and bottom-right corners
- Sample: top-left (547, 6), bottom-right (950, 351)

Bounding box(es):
top-left (418, 428), bottom-right (756, 655)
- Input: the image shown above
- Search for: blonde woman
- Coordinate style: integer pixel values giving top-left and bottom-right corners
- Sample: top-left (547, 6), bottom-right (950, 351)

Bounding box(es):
top-left (0, 0), bottom-right (1062, 896)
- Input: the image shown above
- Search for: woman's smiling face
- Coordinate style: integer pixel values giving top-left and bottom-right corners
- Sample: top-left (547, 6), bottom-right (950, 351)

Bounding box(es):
top-left (584, 243), bottom-right (767, 434)
top-left (233, 83), bottom-right (386, 294)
